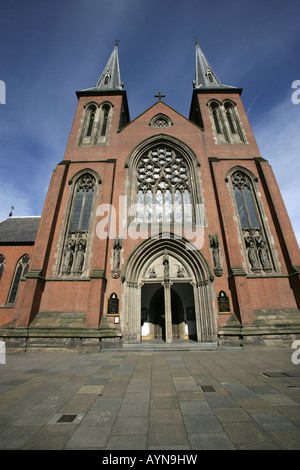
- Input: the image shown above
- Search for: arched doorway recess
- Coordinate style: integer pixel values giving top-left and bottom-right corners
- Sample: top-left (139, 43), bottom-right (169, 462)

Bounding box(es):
top-left (121, 234), bottom-right (217, 344)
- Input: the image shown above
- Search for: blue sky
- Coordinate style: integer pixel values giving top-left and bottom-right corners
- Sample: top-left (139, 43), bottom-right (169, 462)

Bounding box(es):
top-left (0, 0), bottom-right (299, 244)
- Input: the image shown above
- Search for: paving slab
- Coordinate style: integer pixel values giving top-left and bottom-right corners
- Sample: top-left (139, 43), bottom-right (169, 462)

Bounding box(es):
top-left (0, 346), bottom-right (299, 450)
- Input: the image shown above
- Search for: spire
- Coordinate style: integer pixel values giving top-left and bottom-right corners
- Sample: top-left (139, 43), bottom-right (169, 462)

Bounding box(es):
top-left (80, 42), bottom-right (124, 94)
top-left (95, 41), bottom-right (124, 91)
top-left (193, 40), bottom-right (233, 90)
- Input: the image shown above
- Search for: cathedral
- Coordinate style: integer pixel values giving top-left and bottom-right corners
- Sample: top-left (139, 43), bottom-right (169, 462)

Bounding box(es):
top-left (0, 42), bottom-right (299, 351)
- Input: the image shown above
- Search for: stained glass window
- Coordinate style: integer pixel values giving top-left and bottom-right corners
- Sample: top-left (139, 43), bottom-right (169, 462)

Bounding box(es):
top-left (136, 146), bottom-right (192, 223)
top-left (69, 174), bottom-right (95, 233)
top-left (8, 255), bottom-right (30, 304)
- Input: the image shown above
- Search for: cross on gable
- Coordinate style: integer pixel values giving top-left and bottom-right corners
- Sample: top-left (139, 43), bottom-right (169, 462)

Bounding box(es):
top-left (155, 92), bottom-right (165, 101)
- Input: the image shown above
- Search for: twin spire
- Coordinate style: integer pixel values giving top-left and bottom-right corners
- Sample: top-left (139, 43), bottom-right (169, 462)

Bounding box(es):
top-left (95, 41), bottom-right (124, 91)
top-left (193, 40), bottom-right (234, 90)
top-left (84, 40), bottom-right (233, 93)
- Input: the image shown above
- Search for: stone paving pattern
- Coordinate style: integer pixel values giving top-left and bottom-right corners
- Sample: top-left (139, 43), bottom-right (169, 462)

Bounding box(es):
top-left (0, 347), bottom-right (300, 450)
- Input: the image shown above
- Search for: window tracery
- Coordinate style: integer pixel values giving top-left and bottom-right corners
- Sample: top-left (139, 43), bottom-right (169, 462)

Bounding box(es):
top-left (7, 255), bottom-right (30, 304)
top-left (61, 173), bottom-right (96, 276)
top-left (150, 114), bottom-right (172, 128)
top-left (231, 170), bottom-right (274, 274)
top-left (79, 102), bottom-right (112, 146)
top-left (136, 146), bottom-right (192, 223)
top-left (209, 100), bottom-right (246, 144)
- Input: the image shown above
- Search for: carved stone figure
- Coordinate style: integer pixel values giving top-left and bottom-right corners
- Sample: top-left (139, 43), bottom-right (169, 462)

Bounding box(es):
top-left (258, 240), bottom-right (272, 271)
top-left (74, 244), bottom-right (85, 273)
top-left (149, 268), bottom-right (156, 278)
top-left (209, 234), bottom-right (223, 277)
top-left (112, 236), bottom-right (122, 278)
top-left (62, 242), bottom-right (74, 274)
top-left (177, 266), bottom-right (185, 278)
top-left (247, 240), bottom-right (261, 272)
top-left (163, 249), bottom-right (169, 279)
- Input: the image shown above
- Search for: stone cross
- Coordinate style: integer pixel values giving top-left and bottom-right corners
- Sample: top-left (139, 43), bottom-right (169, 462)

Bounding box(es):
top-left (155, 92), bottom-right (165, 101)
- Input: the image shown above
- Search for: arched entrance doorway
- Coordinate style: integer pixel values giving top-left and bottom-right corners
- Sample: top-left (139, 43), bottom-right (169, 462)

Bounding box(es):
top-left (141, 283), bottom-right (196, 342)
top-left (121, 234), bottom-right (216, 344)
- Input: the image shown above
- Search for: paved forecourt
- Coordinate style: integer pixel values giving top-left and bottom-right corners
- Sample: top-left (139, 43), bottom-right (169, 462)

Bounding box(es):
top-left (0, 344), bottom-right (300, 450)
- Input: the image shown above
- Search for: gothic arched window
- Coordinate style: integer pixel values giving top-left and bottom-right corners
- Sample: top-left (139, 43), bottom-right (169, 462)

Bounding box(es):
top-left (135, 145), bottom-right (194, 224)
top-left (150, 114), bottom-right (172, 128)
top-left (85, 105), bottom-right (97, 137)
top-left (0, 254), bottom-right (5, 280)
top-left (209, 102), bottom-right (229, 143)
top-left (209, 100), bottom-right (246, 144)
top-left (69, 174), bottom-right (95, 233)
top-left (62, 173), bottom-right (96, 275)
top-left (207, 71), bottom-right (213, 83)
top-left (100, 104), bottom-right (110, 136)
top-left (224, 101), bottom-right (245, 143)
top-left (79, 101), bottom-right (113, 146)
top-left (7, 255), bottom-right (30, 304)
top-left (231, 170), bottom-right (274, 274)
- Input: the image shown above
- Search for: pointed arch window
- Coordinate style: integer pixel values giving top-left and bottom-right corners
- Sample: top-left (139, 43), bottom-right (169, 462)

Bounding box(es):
top-left (210, 103), bottom-right (227, 140)
top-left (62, 173), bottom-right (96, 275)
top-left (150, 114), bottom-right (172, 128)
top-left (207, 71), bottom-right (213, 83)
top-left (224, 102), bottom-right (245, 142)
top-left (7, 255), bottom-right (30, 304)
top-left (100, 104), bottom-right (110, 136)
top-left (0, 254), bottom-right (5, 280)
top-left (79, 101), bottom-right (113, 146)
top-left (231, 170), bottom-right (274, 273)
top-left (209, 100), bottom-right (246, 144)
top-left (135, 145), bottom-right (194, 224)
top-left (226, 109), bottom-right (236, 134)
top-left (85, 105), bottom-right (97, 137)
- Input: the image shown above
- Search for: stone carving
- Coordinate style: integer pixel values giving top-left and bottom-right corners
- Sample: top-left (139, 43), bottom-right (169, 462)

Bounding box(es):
top-left (255, 231), bottom-right (272, 272)
top-left (62, 240), bottom-right (75, 274)
top-left (247, 239), bottom-right (261, 272)
top-left (112, 236), bottom-right (122, 278)
top-left (62, 233), bottom-right (87, 275)
top-left (209, 234), bottom-right (223, 277)
top-left (244, 229), bottom-right (272, 273)
top-left (163, 249), bottom-right (169, 279)
top-left (74, 243), bottom-right (85, 274)
top-left (177, 266), bottom-right (185, 278)
top-left (148, 267), bottom-right (156, 278)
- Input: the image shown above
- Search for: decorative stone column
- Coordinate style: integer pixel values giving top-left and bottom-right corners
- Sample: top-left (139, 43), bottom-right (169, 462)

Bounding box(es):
top-left (193, 280), bottom-right (215, 343)
top-left (162, 249), bottom-right (173, 343)
top-left (163, 279), bottom-right (173, 343)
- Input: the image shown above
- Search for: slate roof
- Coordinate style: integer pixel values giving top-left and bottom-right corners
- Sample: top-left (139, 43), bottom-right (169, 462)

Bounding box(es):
top-left (79, 43), bottom-right (124, 94)
top-left (0, 216), bottom-right (41, 244)
top-left (194, 41), bottom-right (238, 90)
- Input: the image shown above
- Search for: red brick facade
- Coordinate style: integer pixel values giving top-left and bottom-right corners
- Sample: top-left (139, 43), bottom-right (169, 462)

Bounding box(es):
top-left (1, 46), bottom-right (299, 349)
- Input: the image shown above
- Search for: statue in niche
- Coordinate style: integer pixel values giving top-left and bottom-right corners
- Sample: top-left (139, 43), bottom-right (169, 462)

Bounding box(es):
top-left (257, 240), bottom-right (272, 271)
top-left (209, 234), bottom-right (223, 277)
top-left (177, 266), bottom-right (185, 278)
top-left (62, 241), bottom-right (74, 274)
top-left (112, 236), bottom-right (122, 278)
top-left (148, 267), bottom-right (156, 278)
top-left (163, 249), bottom-right (169, 279)
top-left (247, 239), bottom-right (261, 272)
top-left (74, 243), bottom-right (85, 273)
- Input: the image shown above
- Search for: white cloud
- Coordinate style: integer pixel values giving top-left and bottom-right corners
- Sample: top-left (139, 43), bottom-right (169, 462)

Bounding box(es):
top-left (0, 181), bottom-right (35, 222)
top-left (253, 94), bottom-right (300, 246)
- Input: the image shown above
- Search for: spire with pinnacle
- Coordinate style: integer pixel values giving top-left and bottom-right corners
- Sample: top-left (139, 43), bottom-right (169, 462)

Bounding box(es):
top-left (96, 41), bottom-right (124, 91)
top-left (193, 40), bottom-right (234, 90)
top-left (80, 42), bottom-right (124, 94)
